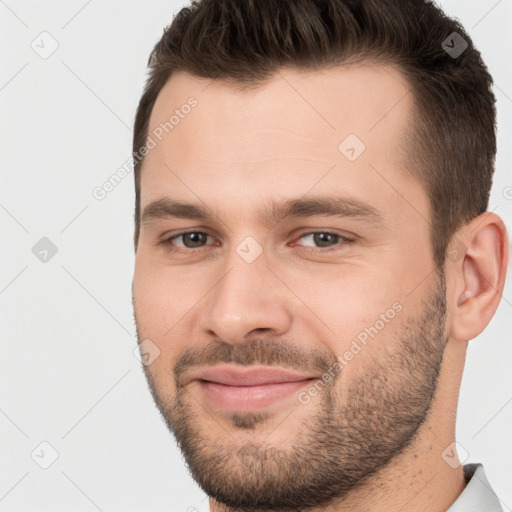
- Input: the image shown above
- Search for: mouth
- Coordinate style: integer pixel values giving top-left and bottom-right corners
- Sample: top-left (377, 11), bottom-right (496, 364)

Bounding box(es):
top-left (186, 364), bottom-right (319, 411)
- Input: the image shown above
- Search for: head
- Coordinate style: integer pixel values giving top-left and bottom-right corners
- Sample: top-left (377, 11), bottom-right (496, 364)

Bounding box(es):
top-left (131, 0), bottom-right (509, 509)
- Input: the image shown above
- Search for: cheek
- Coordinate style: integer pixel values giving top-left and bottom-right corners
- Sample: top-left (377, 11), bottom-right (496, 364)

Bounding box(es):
top-left (287, 265), bottom-right (407, 378)
top-left (290, 265), bottom-right (400, 332)
top-left (133, 257), bottom-right (198, 362)
top-left (134, 253), bottom-right (200, 316)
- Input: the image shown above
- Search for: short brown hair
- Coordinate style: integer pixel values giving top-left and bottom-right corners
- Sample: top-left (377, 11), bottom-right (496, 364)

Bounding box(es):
top-left (132, 0), bottom-right (496, 269)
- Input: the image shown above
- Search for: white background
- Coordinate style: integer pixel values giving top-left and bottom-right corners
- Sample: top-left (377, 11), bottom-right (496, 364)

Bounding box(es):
top-left (1, 1), bottom-right (511, 510)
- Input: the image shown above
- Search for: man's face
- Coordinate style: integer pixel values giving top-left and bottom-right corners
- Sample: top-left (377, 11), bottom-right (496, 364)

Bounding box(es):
top-left (132, 64), bottom-right (449, 509)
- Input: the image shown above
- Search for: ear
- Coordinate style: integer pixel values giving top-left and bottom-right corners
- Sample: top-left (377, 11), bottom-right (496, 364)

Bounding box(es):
top-left (447, 212), bottom-right (510, 342)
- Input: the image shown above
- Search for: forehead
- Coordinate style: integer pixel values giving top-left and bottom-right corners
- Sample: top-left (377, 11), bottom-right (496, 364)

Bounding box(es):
top-left (147, 62), bottom-right (413, 150)
top-left (140, 63), bottom-right (426, 225)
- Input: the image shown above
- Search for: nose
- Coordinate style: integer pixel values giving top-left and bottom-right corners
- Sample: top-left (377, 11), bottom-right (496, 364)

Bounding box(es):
top-left (200, 246), bottom-right (293, 344)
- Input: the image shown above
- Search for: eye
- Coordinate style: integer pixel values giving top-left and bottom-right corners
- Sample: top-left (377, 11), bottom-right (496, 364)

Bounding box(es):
top-left (163, 231), bottom-right (216, 251)
top-left (293, 231), bottom-right (354, 251)
top-left (159, 229), bottom-right (354, 254)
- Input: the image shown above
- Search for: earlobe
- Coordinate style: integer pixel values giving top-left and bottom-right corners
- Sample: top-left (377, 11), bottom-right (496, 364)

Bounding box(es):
top-left (449, 212), bottom-right (509, 342)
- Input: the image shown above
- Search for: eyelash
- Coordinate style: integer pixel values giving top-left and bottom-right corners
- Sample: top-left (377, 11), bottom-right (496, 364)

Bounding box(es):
top-left (159, 229), bottom-right (355, 254)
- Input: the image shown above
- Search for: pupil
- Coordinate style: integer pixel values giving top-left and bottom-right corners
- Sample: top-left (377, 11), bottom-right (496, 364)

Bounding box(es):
top-left (184, 232), bottom-right (206, 247)
top-left (314, 233), bottom-right (336, 247)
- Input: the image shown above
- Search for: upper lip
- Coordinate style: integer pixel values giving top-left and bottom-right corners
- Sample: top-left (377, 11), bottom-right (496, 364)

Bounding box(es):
top-left (184, 364), bottom-right (318, 386)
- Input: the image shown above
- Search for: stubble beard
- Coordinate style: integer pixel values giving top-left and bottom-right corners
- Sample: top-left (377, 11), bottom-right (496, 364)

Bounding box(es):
top-left (137, 271), bottom-right (448, 511)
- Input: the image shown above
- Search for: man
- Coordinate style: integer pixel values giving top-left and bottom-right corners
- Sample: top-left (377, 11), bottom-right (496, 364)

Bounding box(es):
top-left (131, 0), bottom-right (509, 510)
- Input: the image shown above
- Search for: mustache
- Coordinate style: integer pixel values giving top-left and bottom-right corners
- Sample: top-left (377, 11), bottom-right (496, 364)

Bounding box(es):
top-left (173, 338), bottom-right (338, 386)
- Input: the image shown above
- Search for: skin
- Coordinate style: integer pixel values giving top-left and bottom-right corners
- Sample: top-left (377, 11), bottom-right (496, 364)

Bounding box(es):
top-left (132, 64), bottom-right (509, 511)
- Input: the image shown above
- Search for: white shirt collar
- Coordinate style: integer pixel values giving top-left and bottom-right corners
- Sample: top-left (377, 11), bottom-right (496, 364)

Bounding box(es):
top-left (446, 464), bottom-right (503, 511)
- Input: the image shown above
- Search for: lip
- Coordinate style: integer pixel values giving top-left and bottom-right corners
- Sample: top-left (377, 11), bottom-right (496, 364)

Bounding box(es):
top-left (185, 364), bottom-right (318, 386)
top-left (185, 364), bottom-right (319, 411)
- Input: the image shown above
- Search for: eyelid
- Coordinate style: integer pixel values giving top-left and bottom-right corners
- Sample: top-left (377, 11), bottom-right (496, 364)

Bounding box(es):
top-left (292, 228), bottom-right (354, 241)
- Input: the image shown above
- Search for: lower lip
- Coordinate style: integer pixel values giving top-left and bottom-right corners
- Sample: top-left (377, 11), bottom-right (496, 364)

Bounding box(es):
top-left (197, 379), bottom-right (315, 411)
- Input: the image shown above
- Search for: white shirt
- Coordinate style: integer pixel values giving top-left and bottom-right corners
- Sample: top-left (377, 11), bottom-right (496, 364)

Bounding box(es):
top-left (446, 463), bottom-right (503, 511)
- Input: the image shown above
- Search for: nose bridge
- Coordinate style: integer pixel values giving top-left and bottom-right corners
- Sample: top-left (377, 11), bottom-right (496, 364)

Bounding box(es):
top-left (202, 240), bottom-right (292, 342)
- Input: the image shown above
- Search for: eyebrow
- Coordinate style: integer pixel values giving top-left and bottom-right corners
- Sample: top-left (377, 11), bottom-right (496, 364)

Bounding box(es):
top-left (140, 195), bottom-right (384, 227)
